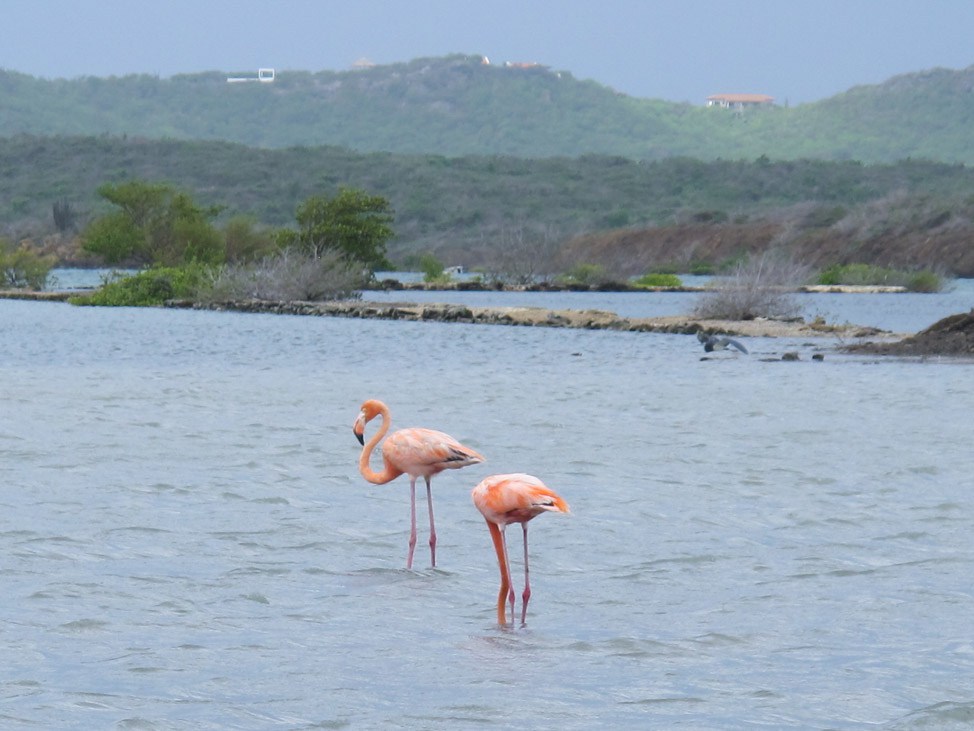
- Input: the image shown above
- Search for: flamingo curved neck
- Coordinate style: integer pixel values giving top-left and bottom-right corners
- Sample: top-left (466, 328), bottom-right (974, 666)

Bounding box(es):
top-left (358, 406), bottom-right (401, 484)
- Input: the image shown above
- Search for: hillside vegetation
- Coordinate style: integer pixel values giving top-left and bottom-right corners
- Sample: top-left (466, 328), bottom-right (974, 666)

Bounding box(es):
top-left (4, 135), bottom-right (974, 276)
top-left (3, 55), bottom-right (974, 163)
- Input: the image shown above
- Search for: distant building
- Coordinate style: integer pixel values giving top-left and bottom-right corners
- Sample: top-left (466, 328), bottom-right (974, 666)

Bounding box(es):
top-left (227, 68), bottom-right (275, 83)
top-left (706, 93), bottom-right (774, 109)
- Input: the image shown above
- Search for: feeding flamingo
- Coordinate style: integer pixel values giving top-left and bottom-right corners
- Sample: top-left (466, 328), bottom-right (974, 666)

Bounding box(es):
top-left (353, 399), bottom-right (485, 569)
top-left (471, 473), bottom-right (570, 626)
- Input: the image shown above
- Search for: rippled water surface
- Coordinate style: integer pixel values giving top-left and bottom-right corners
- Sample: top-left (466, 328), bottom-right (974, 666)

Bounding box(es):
top-left (3, 293), bottom-right (974, 730)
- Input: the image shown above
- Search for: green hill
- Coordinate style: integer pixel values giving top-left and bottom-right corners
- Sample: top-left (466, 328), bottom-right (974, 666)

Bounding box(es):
top-left (3, 55), bottom-right (974, 163)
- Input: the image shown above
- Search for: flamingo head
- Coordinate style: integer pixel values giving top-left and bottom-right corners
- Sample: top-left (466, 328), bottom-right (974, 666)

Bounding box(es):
top-left (353, 399), bottom-right (385, 445)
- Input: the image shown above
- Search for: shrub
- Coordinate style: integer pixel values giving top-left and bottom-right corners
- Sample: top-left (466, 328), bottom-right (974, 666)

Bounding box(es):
top-left (634, 272), bottom-right (682, 288)
top-left (905, 270), bottom-right (944, 293)
top-left (558, 263), bottom-right (608, 287)
top-left (818, 263), bottom-right (891, 286)
top-left (1, 238), bottom-right (56, 290)
top-left (419, 252), bottom-right (450, 284)
top-left (72, 266), bottom-right (208, 306)
top-left (222, 216), bottom-right (277, 262)
top-left (688, 260), bottom-right (715, 275)
top-left (483, 225), bottom-right (561, 286)
top-left (196, 248), bottom-right (365, 302)
top-left (692, 252), bottom-right (810, 320)
top-left (817, 263), bottom-right (944, 292)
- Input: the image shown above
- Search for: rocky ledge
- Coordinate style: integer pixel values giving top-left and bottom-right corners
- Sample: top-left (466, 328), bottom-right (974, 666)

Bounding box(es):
top-left (371, 280), bottom-right (908, 295)
top-left (845, 310), bottom-right (974, 356)
top-left (167, 298), bottom-right (889, 340)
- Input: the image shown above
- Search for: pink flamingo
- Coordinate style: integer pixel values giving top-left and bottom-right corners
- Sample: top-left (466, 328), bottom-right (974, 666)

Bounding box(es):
top-left (353, 399), bottom-right (485, 569)
top-left (471, 473), bottom-right (570, 626)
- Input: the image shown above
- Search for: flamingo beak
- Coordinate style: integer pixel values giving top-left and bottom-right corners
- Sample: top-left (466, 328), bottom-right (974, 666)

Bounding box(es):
top-left (353, 412), bottom-right (366, 445)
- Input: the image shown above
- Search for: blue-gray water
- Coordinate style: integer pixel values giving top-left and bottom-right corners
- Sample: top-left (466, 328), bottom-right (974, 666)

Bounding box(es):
top-left (3, 283), bottom-right (974, 729)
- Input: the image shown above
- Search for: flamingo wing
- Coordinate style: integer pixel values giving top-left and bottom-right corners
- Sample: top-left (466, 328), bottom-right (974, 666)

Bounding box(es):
top-left (383, 427), bottom-right (484, 477)
top-left (472, 473), bottom-right (570, 525)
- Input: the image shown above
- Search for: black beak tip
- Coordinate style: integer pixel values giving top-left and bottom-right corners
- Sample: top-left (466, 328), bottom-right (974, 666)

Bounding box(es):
top-left (355, 432), bottom-right (365, 446)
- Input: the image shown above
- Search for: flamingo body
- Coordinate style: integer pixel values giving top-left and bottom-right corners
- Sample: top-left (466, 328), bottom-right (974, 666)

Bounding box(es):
top-left (354, 399), bottom-right (484, 568)
top-left (380, 427), bottom-right (483, 482)
top-left (471, 473), bottom-right (569, 626)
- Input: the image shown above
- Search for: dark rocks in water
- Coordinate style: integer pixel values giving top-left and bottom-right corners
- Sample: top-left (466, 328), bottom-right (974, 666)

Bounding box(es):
top-left (847, 310), bottom-right (974, 356)
top-left (781, 352), bottom-right (800, 361)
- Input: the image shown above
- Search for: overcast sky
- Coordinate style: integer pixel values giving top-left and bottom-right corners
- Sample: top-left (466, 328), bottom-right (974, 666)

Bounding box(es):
top-left (4, 0), bottom-right (974, 106)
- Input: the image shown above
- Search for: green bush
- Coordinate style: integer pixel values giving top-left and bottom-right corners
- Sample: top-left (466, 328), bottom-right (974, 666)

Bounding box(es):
top-left (558, 263), bottom-right (608, 287)
top-left (82, 181), bottom-right (225, 266)
top-left (817, 263), bottom-right (943, 291)
top-left (71, 266), bottom-right (208, 306)
top-left (419, 252), bottom-right (449, 283)
top-left (905, 270), bottom-right (944, 293)
top-left (817, 263), bottom-right (890, 286)
top-left (688, 260), bottom-right (715, 275)
top-left (1, 238), bottom-right (56, 290)
top-left (634, 272), bottom-right (683, 288)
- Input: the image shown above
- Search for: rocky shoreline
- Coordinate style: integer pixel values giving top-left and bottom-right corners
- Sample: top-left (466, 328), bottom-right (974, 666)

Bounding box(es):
top-left (0, 287), bottom-right (895, 340)
top-left (370, 280), bottom-right (908, 295)
top-left (844, 310), bottom-right (974, 357)
top-left (16, 288), bottom-right (974, 354)
top-left (162, 297), bottom-right (891, 340)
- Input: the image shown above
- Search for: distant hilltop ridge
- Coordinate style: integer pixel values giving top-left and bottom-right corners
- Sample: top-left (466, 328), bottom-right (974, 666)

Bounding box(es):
top-left (224, 59), bottom-right (769, 107)
top-left (2, 54), bottom-right (974, 163)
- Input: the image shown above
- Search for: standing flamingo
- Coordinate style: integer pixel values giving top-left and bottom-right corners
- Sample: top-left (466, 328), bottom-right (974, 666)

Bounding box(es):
top-left (353, 399), bottom-right (485, 569)
top-left (471, 473), bottom-right (570, 626)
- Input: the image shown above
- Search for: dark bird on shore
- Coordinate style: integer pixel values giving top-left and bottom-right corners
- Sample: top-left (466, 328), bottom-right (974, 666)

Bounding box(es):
top-left (697, 331), bottom-right (748, 354)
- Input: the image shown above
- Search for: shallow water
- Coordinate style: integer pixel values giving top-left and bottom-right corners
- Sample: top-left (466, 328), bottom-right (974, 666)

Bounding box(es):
top-left (3, 295), bottom-right (974, 729)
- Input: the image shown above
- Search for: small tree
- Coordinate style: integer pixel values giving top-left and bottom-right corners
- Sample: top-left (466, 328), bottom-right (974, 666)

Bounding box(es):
top-left (82, 181), bottom-right (225, 266)
top-left (692, 252), bottom-right (811, 320)
top-left (280, 188), bottom-right (394, 272)
top-left (483, 224), bottom-right (561, 285)
top-left (198, 249), bottom-right (365, 302)
top-left (559, 263), bottom-right (608, 287)
top-left (222, 216), bottom-right (277, 262)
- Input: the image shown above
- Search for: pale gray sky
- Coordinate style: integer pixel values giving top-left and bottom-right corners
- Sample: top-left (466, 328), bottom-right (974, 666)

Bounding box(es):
top-left (4, 0), bottom-right (974, 106)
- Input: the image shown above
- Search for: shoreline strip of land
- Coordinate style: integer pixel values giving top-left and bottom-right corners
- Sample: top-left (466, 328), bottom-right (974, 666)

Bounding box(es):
top-left (0, 288), bottom-right (905, 340)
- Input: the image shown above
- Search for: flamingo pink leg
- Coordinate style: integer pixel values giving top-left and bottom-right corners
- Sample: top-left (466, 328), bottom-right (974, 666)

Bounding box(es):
top-left (406, 477), bottom-right (418, 570)
top-left (502, 527), bottom-right (516, 623)
top-left (425, 477), bottom-right (437, 568)
top-left (521, 523), bottom-right (531, 625)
